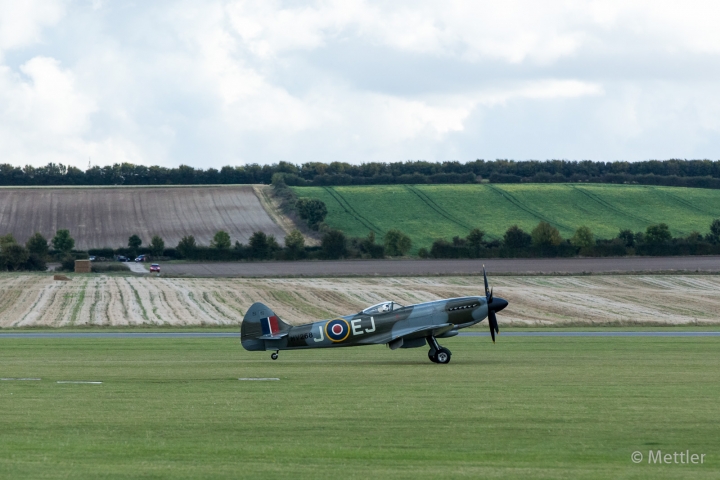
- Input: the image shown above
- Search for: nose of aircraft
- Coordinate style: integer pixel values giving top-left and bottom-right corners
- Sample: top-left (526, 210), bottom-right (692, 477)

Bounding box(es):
top-left (489, 297), bottom-right (508, 312)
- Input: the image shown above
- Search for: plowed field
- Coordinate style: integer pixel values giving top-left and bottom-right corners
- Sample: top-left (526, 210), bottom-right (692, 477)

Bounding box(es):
top-left (1, 274), bottom-right (718, 328)
top-left (0, 185), bottom-right (286, 249)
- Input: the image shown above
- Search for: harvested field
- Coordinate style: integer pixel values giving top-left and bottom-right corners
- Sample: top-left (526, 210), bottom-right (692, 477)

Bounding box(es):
top-left (0, 185), bottom-right (287, 249)
top-left (1, 274), bottom-right (718, 327)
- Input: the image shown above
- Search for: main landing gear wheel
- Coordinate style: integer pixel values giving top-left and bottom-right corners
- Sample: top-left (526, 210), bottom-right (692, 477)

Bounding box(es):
top-left (435, 347), bottom-right (451, 364)
top-left (426, 336), bottom-right (451, 364)
top-left (271, 351), bottom-right (279, 360)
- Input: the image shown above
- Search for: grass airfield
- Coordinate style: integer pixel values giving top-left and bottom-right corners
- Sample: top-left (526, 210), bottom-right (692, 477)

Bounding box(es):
top-left (1, 333), bottom-right (718, 479)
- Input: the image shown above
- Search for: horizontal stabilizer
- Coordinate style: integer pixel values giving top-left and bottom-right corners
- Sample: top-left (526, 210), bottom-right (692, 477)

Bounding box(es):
top-left (257, 333), bottom-right (288, 340)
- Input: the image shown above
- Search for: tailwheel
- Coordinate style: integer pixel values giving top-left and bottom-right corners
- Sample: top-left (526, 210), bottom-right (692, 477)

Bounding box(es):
top-left (271, 351), bottom-right (279, 360)
top-left (435, 348), bottom-right (451, 364)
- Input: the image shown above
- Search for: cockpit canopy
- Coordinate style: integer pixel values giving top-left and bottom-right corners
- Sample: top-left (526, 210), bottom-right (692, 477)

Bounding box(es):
top-left (361, 301), bottom-right (404, 315)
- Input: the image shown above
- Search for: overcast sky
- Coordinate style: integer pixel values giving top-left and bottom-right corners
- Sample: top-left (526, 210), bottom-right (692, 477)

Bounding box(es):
top-left (2, 1), bottom-right (720, 169)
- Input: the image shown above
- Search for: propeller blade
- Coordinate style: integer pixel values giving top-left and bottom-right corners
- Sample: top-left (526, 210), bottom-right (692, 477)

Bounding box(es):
top-left (488, 287), bottom-right (493, 303)
top-left (483, 264), bottom-right (489, 298)
top-left (488, 310), bottom-right (497, 343)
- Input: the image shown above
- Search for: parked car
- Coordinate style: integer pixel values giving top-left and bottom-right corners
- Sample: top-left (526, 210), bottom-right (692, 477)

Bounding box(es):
top-left (149, 264), bottom-right (160, 273)
top-left (116, 255), bottom-right (127, 262)
top-left (89, 256), bottom-right (96, 262)
top-left (135, 255), bottom-right (147, 262)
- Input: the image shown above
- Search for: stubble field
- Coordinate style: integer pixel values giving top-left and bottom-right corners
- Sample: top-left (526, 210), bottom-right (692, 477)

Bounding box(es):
top-left (1, 274), bottom-right (719, 328)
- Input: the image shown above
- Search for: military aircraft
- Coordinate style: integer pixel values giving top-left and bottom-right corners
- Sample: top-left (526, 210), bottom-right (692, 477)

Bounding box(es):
top-left (241, 267), bottom-right (508, 364)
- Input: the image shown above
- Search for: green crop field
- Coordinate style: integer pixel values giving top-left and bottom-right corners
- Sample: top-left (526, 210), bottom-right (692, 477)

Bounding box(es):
top-left (1, 333), bottom-right (718, 478)
top-left (293, 184), bottom-right (720, 251)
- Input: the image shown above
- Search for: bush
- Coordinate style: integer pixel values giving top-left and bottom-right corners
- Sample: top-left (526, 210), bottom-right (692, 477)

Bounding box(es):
top-left (503, 225), bottom-right (532, 249)
top-left (359, 235), bottom-right (384, 258)
top-left (24, 253), bottom-right (47, 271)
top-left (707, 219), bottom-right (720, 244)
top-left (52, 229), bottom-right (75, 254)
top-left (150, 235), bottom-right (165, 256)
top-left (321, 229), bottom-right (347, 259)
top-left (645, 223), bottom-right (672, 244)
top-left (176, 235), bottom-right (197, 258)
top-left (249, 231), bottom-right (270, 259)
top-left (212, 230), bottom-right (231, 250)
top-left (531, 222), bottom-right (563, 246)
top-left (26, 233), bottom-right (49, 257)
top-left (384, 229), bottom-right (412, 256)
top-left (618, 229), bottom-right (635, 247)
top-left (2, 243), bottom-right (29, 271)
top-left (284, 230), bottom-right (305, 260)
top-left (295, 198), bottom-right (327, 229)
top-left (91, 263), bottom-right (131, 273)
top-left (60, 255), bottom-right (76, 272)
top-left (570, 226), bottom-right (594, 249)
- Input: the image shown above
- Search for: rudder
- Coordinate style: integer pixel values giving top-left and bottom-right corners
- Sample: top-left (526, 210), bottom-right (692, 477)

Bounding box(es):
top-left (241, 302), bottom-right (291, 351)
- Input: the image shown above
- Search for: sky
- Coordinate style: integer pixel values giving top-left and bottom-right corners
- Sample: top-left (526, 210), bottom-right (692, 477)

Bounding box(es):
top-left (1, 1), bottom-right (720, 169)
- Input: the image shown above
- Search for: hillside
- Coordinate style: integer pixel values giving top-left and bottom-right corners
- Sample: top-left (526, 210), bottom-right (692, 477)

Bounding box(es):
top-left (0, 185), bottom-right (287, 249)
top-left (293, 184), bottom-right (720, 251)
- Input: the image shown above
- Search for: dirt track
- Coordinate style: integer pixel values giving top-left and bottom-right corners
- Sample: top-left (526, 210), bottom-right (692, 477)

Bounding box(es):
top-left (158, 256), bottom-right (720, 277)
top-left (1, 274), bottom-right (718, 328)
top-left (0, 185), bottom-right (287, 249)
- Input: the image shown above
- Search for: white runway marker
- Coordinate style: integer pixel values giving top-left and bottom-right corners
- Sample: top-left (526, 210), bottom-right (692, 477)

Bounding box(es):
top-left (238, 378), bottom-right (280, 381)
top-left (1, 378), bottom-right (41, 381)
top-left (56, 381), bottom-right (103, 384)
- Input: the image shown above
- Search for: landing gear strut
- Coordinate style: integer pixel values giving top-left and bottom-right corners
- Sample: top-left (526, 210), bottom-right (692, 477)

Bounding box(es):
top-left (270, 351), bottom-right (279, 360)
top-left (427, 336), bottom-right (451, 364)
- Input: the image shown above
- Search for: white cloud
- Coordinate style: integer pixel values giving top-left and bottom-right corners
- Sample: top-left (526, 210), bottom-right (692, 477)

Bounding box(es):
top-left (1, 0), bottom-right (720, 168)
top-left (0, 0), bottom-right (66, 53)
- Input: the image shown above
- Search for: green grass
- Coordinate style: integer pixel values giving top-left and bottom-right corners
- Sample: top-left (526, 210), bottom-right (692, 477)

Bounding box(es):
top-left (293, 184), bottom-right (720, 251)
top-left (1, 334), bottom-right (718, 478)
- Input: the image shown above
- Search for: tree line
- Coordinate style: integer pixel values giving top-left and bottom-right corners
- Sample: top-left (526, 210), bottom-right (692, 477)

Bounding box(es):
top-left (423, 220), bottom-right (720, 259)
top-left (3, 216), bottom-right (719, 272)
top-left (4, 159), bottom-right (720, 189)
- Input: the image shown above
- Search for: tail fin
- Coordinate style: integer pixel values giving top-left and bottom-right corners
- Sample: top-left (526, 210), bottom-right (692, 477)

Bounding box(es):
top-left (241, 302), bottom-right (291, 351)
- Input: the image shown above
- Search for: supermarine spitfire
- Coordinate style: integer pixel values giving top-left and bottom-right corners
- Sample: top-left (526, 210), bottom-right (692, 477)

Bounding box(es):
top-left (241, 267), bottom-right (508, 364)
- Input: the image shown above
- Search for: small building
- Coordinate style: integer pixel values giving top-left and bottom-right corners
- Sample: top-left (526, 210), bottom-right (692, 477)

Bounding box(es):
top-left (74, 259), bottom-right (92, 273)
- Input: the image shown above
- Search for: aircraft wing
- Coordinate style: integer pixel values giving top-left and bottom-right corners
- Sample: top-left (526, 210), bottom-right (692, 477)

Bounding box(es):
top-left (389, 323), bottom-right (454, 342)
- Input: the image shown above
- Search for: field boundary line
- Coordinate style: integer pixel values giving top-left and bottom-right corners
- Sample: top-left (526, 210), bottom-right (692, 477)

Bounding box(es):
top-left (570, 185), bottom-right (655, 227)
top-left (487, 184), bottom-right (569, 231)
top-left (653, 188), bottom-right (720, 218)
top-left (323, 187), bottom-right (384, 234)
top-left (405, 186), bottom-right (475, 231)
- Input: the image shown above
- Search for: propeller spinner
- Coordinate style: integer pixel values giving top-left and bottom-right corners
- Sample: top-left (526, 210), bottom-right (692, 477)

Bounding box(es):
top-left (483, 265), bottom-right (508, 343)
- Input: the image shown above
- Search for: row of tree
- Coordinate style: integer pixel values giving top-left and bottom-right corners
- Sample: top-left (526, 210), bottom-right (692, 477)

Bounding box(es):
top-left (4, 159), bottom-right (720, 187)
top-left (3, 217), bottom-right (719, 271)
top-left (424, 220), bottom-right (720, 259)
top-left (100, 228), bottom-right (410, 262)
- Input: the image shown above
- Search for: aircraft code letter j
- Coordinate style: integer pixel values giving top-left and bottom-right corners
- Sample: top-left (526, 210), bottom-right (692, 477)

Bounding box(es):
top-left (241, 267), bottom-right (507, 364)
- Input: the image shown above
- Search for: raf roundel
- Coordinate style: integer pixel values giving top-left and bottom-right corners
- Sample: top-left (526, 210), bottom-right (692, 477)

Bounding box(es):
top-left (325, 319), bottom-right (350, 342)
